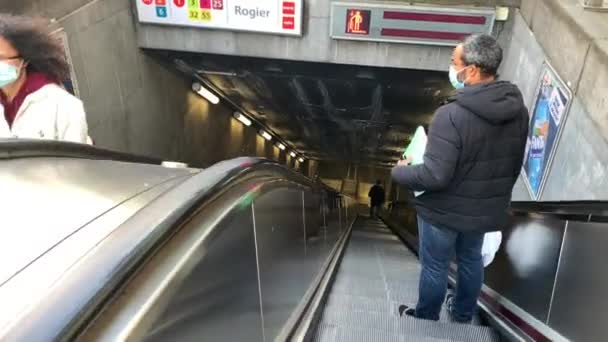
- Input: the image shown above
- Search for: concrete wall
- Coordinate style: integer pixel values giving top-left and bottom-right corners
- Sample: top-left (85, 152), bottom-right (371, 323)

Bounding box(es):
top-left (3, 0), bottom-right (309, 172)
top-left (501, 9), bottom-right (608, 201)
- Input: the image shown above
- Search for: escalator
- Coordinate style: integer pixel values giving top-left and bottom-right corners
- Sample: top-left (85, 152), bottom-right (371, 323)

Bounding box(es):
top-left (308, 218), bottom-right (499, 342)
top-left (2, 141), bottom-right (603, 341)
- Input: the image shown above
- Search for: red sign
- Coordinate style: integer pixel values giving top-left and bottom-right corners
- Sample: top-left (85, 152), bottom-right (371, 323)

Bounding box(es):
top-left (345, 9), bottom-right (371, 35)
top-left (155, 0), bottom-right (167, 5)
top-left (199, 0), bottom-right (211, 9)
top-left (174, 0), bottom-right (185, 7)
top-left (142, 0), bottom-right (153, 5)
top-left (212, 0), bottom-right (223, 9)
top-left (282, 16), bottom-right (295, 30)
top-left (283, 1), bottom-right (296, 15)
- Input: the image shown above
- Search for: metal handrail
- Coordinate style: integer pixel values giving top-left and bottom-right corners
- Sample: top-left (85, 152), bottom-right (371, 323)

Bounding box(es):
top-left (0, 139), bottom-right (162, 165)
top-left (388, 198), bottom-right (608, 222)
top-left (511, 201), bottom-right (608, 222)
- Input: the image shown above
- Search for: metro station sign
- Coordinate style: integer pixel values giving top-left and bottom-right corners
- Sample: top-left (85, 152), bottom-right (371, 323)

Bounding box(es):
top-left (331, 2), bottom-right (496, 46)
top-left (136, 0), bottom-right (303, 36)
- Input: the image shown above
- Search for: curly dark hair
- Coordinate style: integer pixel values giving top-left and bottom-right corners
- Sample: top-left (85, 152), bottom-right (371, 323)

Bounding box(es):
top-left (0, 14), bottom-right (70, 82)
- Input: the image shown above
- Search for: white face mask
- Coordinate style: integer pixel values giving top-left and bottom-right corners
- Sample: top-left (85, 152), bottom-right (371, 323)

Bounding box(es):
top-left (0, 61), bottom-right (21, 88)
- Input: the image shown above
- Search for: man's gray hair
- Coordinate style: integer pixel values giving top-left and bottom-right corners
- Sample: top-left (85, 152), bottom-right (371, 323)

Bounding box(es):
top-left (461, 34), bottom-right (503, 76)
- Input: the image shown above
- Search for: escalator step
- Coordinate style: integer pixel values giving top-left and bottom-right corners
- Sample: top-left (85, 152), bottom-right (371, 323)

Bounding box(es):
top-left (315, 323), bottom-right (453, 342)
top-left (321, 294), bottom-right (481, 326)
top-left (317, 310), bottom-right (497, 342)
top-left (312, 220), bottom-right (492, 341)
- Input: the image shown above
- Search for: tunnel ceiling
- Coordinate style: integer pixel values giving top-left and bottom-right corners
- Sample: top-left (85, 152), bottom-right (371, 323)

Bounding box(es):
top-left (163, 51), bottom-right (452, 166)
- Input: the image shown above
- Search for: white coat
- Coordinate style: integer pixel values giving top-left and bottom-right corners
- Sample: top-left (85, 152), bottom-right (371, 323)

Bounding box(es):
top-left (0, 84), bottom-right (90, 144)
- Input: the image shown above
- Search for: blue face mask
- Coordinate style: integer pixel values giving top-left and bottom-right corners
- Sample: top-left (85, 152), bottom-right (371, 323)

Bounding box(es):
top-left (449, 65), bottom-right (467, 89)
top-left (0, 61), bottom-right (20, 88)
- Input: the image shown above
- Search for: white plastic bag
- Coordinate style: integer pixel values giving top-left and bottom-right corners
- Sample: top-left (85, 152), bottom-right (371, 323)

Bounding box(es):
top-left (481, 231), bottom-right (502, 267)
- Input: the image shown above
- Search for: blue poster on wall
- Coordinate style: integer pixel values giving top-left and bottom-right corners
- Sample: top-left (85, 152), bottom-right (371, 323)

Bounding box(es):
top-left (522, 63), bottom-right (572, 200)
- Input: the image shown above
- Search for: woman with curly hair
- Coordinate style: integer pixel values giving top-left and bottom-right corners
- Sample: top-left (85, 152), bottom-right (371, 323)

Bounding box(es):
top-left (0, 14), bottom-right (89, 143)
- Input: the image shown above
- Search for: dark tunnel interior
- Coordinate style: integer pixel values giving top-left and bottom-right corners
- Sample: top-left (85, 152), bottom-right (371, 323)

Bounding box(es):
top-left (156, 51), bottom-right (453, 168)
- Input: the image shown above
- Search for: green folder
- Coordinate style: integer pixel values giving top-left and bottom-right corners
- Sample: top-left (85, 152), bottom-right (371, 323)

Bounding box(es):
top-left (403, 126), bottom-right (427, 165)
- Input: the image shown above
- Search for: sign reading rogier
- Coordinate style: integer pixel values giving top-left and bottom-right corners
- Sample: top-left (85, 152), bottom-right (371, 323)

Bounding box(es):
top-left (136, 0), bottom-right (302, 36)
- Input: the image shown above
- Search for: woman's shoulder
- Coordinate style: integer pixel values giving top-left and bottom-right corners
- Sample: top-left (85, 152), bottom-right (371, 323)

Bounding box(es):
top-left (33, 84), bottom-right (82, 105)
top-left (21, 84), bottom-right (86, 125)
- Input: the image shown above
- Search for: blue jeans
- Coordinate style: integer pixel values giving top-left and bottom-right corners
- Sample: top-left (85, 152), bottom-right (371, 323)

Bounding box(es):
top-left (415, 216), bottom-right (484, 322)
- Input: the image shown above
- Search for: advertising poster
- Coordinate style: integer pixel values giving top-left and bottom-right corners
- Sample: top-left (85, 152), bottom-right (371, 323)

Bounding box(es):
top-left (522, 63), bottom-right (572, 200)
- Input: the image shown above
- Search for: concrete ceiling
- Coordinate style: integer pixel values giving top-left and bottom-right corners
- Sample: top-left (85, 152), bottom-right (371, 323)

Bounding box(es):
top-left (162, 51), bottom-right (452, 166)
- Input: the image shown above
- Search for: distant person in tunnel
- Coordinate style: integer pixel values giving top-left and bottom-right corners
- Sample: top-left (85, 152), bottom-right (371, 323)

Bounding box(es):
top-left (368, 180), bottom-right (385, 218)
top-left (391, 34), bottom-right (528, 323)
top-left (0, 14), bottom-right (89, 143)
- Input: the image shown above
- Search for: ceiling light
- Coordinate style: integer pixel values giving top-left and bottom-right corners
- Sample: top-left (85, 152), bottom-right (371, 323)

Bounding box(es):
top-left (298, 157), bottom-right (305, 163)
top-left (495, 7), bottom-right (509, 21)
top-left (290, 152), bottom-right (296, 158)
top-left (277, 143), bottom-right (286, 150)
top-left (197, 69), bottom-right (238, 77)
top-left (259, 130), bottom-right (272, 141)
top-left (192, 82), bottom-right (219, 104)
top-left (161, 161), bottom-right (189, 168)
top-left (233, 112), bottom-right (252, 126)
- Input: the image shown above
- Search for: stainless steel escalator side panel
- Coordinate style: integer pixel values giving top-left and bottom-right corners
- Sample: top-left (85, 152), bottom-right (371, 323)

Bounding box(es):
top-left (85, 176), bottom-right (269, 342)
top-left (548, 220), bottom-right (608, 342)
top-left (67, 160), bottom-right (355, 342)
top-left (383, 203), bottom-right (587, 342)
top-left (252, 184), bottom-right (311, 341)
top-left (253, 182), bottom-right (359, 342)
top-left (0, 157), bottom-right (297, 341)
top-left (483, 213), bottom-right (566, 323)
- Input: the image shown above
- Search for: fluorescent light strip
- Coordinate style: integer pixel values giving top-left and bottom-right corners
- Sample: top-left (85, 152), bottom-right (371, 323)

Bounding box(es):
top-left (277, 143), bottom-right (286, 150)
top-left (298, 157), bottom-right (305, 163)
top-left (192, 82), bottom-right (219, 104)
top-left (233, 112), bottom-right (252, 126)
top-left (259, 130), bottom-right (272, 141)
top-left (290, 152), bottom-right (297, 158)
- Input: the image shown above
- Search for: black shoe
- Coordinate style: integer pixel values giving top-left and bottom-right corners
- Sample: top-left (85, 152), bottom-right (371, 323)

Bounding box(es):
top-left (398, 305), bottom-right (416, 317)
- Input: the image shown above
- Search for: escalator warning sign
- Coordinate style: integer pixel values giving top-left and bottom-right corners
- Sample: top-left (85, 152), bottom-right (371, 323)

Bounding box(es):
top-left (346, 9), bottom-right (370, 35)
